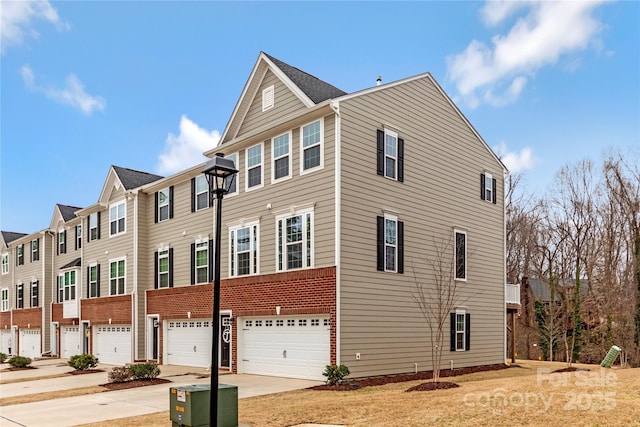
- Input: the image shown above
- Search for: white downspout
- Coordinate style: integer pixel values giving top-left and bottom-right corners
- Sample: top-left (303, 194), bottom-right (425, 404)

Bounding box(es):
top-left (503, 171), bottom-right (508, 364)
top-left (132, 191), bottom-right (138, 361)
top-left (330, 100), bottom-right (341, 366)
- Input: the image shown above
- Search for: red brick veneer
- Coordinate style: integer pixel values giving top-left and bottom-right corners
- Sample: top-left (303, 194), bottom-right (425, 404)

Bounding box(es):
top-left (0, 311), bottom-right (11, 329)
top-left (146, 266), bottom-right (337, 369)
top-left (81, 295), bottom-right (132, 324)
top-left (12, 308), bottom-right (41, 328)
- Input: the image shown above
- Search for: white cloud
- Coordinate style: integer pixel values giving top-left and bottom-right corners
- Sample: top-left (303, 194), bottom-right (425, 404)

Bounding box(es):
top-left (1, 0), bottom-right (70, 54)
top-left (494, 141), bottom-right (537, 173)
top-left (21, 64), bottom-right (106, 115)
top-left (447, 1), bottom-right (608, 108)
top-left (156, 115), bottom-right (221, 175)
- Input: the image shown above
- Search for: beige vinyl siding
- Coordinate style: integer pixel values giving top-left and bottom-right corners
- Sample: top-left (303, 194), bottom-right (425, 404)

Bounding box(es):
top-left (237, 70), bottom-right (307, 139)
top-left (41, 233), bottom-right (53, 351)
top-left (135, 194), bottom-right (149, 357)
top-left (338, 77), bottom-right (505, 377)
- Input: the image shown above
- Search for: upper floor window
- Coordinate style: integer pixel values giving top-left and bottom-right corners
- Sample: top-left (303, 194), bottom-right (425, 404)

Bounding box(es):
top-left (155, 186), bottom-right (174, 222)
top-left (272, 132), bottom-right (291, 182)
top-left (109, 259), bottom-right (126, 295)
top-left (480, 172), bottom-right (497, 204)
top-left (246, 144), bottom-right (263, 190)
top-left (377, 215), bottom-right (404, 273)
top-left (229, 222), bottom-right (259, 277)
top-left (277, 209), bottom-right (313, 271)
top-left (262, 85), bottom-right (274, 111)
top-left (31, 239), bottom-right (40, 262)
top-left (110, 201), bottom-right (126, 236)
top-left (451, 310), bottom-right (470, 352)
top-left (88, 264), bottom-right (100, 298)
top-left (17, 244), bottom-right (24, 265)
top-left (58, 270), bottom-right (77, 302)
top-left (31, 281), bottom-right (39, 307)
top-left (16, 284), bottom-right (24, 308)
top-left (1, 288), bottom-right (8, 311)
top-left (192, 175), bottom-right (210, 212)
top-left (2, 253), bottom-right (9, 274)
top-left (57, 231), bottom-right (67, 255)
top-left (191, 239), bottom-right (212, 284)
top-left (89, 212), bottom-right (100, 241)
top-left (75, 225), bottom-right (82, 250)
top-left (455, 229), bottom-right (467, 281)
top-left (225, 153), bottom-right (238, 196)
top-left (155, 248), bottom-right (173, 289)
top-left (301, 120), bottom-right (323, 173)
top-left (377, 128), bottom-right (404, 182)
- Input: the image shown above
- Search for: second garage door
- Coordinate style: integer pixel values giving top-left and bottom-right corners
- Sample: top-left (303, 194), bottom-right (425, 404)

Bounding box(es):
top-left (19, 329), bottom-right (41, 359)
top-left (166, 320), bottom-right (212, 368)
top-left (241, 316), bottom-right (330, 380)
top-left (61, 326), bottom-right (81, 358)
top-left (94, 325), bottom-right (131, 365)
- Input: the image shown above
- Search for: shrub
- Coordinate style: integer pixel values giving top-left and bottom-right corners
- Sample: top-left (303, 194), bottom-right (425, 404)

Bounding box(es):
top-left (323, 364), bottom-right (350, 385)
top-left (68, 354), bottom-right (99, 371)
top-left (0, 352), bottom-right (7, 363)
top-left (129, 362), bottom-right (161, 380)
top-left (108, 366), bottom-right (132, 383)
top-left (8, 356), bottom-right (32, 368)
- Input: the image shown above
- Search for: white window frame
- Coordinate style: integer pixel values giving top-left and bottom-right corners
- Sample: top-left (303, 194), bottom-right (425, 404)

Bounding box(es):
top-left (88, 264), bottom-right (99, 298)
top-left (31, 281), bottom-right (38, 307)
top-left (195, 175), bottom-right (210, 211)
top-left (384, 129), bottom-right (398, 180)
top-left (455, 309), bottom-right (466, 351)
top-left (194, 239), bottom-right (209, 284)
top-left (16, 283), bottom-right (24, 308)
top-left (384, 214), bottom-right (398, 272)
top-left (58, 231), bottom-right (65, 254)
top-left (245, 143), bottom-right (264, 191)
top-left (1, 254), bottom-right (8, 275)
top-left (484, 173), bottom-right (493, 203)
top-left (109, 258), bottom-right (126, 295)
top-left (1, 288), bottom-right (8, 311)
top-left (454, 229), bottom-right (467, 281)
top-left (271, 131), bottom-right (292, 183)
top-left (262, 85), bottom-right (274, 111)
top-left (109, 201), bottom-right (126, 236)
top-left (31, 239), bottom-right (39, 261)
top-left (225, 152), bottom-right (239, 197)
top-left (229, 221), bottom-right (260, 277)
top-left (17, 244), bottom-right (24, 265)
top-left (89, 213), bottom-right (99, 241)
top-left (158, 188), bottom-right (170, 222)
top-left (300, 119), bottom-right (324, 174)
top-left (158, 247), bottom-right (170, 288)
top-left (58, 270), bottom-right (77, 302)
top-left (276, 207), bottom-right (314, 272)
top-left (76, 226), bottom-right (82, 249)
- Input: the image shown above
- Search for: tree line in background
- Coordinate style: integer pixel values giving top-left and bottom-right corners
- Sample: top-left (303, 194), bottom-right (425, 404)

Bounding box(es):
top-left (507, 152), bottom-right (640, 368)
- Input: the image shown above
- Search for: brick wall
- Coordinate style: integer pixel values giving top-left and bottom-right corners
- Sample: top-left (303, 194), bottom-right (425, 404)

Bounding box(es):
top-left (81, 295), bottom-right (132, 324)
top-left (51, 303), bottom-right (79, 326)
top-left (147, 266), bottom-right (337, 369)
top-left (0, 311), bottom-right (10, 329)
top-left (12, 308), bottom-right (41, 328)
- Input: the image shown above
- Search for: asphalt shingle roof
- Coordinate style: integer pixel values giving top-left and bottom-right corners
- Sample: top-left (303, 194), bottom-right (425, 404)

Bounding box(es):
top-left (1, 231), bottom-right (27, 244)
top-left (264, 53), bottom-right (347, 104)
top-left (57, 204), bottom-right (83, 222)
top-left (113, 166), bottom-right (164, 190)
top-left (60, 257), bottom-right (82, 269)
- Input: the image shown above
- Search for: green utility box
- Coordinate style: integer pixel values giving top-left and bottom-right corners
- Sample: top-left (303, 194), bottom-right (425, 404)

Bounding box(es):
top-left (169, 384), bottom-right (238, 427)
top-left (600, 345), bottom-right (622, 368)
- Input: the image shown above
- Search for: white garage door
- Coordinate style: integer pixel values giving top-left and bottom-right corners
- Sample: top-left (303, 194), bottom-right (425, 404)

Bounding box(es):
top-left (19, 329), bottom-right (41, 359)
top-left (94, 325), bottom-right (132, 365)
top-left (0, 329), bottom-right (12, 355)
top-left (241, 316), bottom-right (330, 380)
top-left (167, 320), bottom-right (212, 368)
top-left (61, 326), bottom-right (81, 358)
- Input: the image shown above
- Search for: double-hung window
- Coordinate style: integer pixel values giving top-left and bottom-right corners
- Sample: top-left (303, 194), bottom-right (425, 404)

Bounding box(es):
top-left (58, 271), bottom-right (77, 301)
top-left (31, 281), bottom-right (39, 307)
top-left (272, 132), bottom-right (291, 182)
top-left (1, 288), bottom-right (8, 311)
top-left (17, 244), bottom-right (24, 265)
top-left (301, 120), bottom-right (323, 173)
top-left (246, 144), bottom-right (263, 190)
top-left (109, 201), bottom-right (126, 236)
top-left (155, 248), bottom-right (173, 288)
top-left (225, 153), bottom-right (238, 195)
top-left (155, 187), bottom-right (174, 222)
top-left (57, 231), bottom-right (66, 254)
top-left (229, 221), bottom-right (259, 276)
top-left (377, 215), bottom-right (404, 273)
top-left (455, 229), bottom-right (467, 281)
top-left (191, 240), bottom-right (212, 284)
top-left (451, 310), bottom-right (470, 351)
top-left (89, 212), bottom-right (100, 241)
top-left (16, 284), bottom-right (24, 308)
top-left (480, 172), bottom-right (497, 204)
top-left (377, 128), bottom-right (404, 181)
top-left (2, 254), bottom-right (9, 274)
top-left (277, 209), bottom-right (313, 271)
top-left (109, 259), bottom-right (126, 295)
top-left (75, 225), bottom-right (82, 250)
top-left (193, 175), bottom-right (210, 211)
top-left (31, 239), bottom-right (39, 262)
top-left (88, 264), bottom-right (100, 298)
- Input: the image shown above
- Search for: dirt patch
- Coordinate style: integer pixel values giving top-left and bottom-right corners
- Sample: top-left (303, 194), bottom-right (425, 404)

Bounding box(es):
top-left (405, 381), bottom-right (460, 392)
top-left (309, 363), bottom-right (508, 390)
top-left (69, 369), bottom-right (105, 375)
top-left (1, 366), bottom-right (37, 372)
top-left (100, 378), bottom-right (171, 391)
top-left (551, 367), bottom-right (590, 373)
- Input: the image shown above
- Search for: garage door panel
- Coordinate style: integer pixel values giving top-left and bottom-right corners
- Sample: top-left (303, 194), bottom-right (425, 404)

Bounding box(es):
top-left (167, 320), bottom-right (211, 368)
top-left (61, 326), bottom-right (81, 358)
top-left (19, 329), bottom-right (40, 359)
top-left (94, 325), bottom-right (131, 365)
top-left (0, 330), bottom-right (11, 355)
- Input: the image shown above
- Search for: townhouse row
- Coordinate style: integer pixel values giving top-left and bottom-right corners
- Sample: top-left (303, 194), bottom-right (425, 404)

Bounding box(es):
top-left (1, 52), bottom-right (507, 380)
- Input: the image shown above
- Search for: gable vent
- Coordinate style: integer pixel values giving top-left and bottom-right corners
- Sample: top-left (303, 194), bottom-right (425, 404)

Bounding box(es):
top-left (262, 85), bottom-right (274, 111)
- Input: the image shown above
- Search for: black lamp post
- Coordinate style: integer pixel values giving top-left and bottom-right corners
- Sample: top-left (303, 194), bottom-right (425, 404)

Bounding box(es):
top-left (203, 153), bottom-right (238, 427)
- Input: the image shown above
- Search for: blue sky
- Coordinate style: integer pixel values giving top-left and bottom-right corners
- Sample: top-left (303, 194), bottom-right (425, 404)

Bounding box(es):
top-left (1, 1), bottom-right (638, 233)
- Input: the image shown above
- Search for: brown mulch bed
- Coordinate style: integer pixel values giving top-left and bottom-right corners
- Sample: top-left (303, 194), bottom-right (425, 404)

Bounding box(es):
top-left (310, 363), bottom-right (509, 391)
top-left (1, 366), bottom-right (37, 371)
top-left (100, 378), bottom-right (171, 391)
top-left (69, 369), bottom-right (105, 375)
top-left (551, 367), bottom-right (590, 373)
top-left (406, 381), bottom-right (460, 392)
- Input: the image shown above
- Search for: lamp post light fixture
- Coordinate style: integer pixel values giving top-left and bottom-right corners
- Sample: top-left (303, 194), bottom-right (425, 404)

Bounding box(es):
top-left (203, 153), bottom-right (238, 427)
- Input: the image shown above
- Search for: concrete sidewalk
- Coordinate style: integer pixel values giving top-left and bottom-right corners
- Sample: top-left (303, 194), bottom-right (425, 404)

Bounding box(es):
top-left (0, 359), bottom-right (320, 427)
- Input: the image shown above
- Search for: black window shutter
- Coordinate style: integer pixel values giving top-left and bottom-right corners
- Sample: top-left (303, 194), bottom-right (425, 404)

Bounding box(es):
top-left (37, 238), bottom-right (40, 260)
top-left (190, 243), bottom-right (195, 285)
top-left (154, 192), bottom-right (159, 223)
top-left (97, 212), bottom-right (101, 239)
top-left (376, 216), bottom-right (384, 271)
top-left (35, 280), bottom-right (39, 306)
top-left (208, 239), bottom-right (214, 282)
top-left (63, 231), bottom-right (67, 253)
top-left (397, 220), bottom-right (404, 274)
top-left (87, 218), bottom-right (90, 242)
top-left (30, 242), bottom-right (33, 262)
top-left (154, 251), bottom-right (159, 289)
top-left (169, 248), bottom-right (174, 288)
top-left (377, 130), bottom-right (384, 176)
top-left (480, 173), bottom-right (486, 201)
top-left (492, 178), bottom-right (497, 204)
top-left (450, 313), bottom-right (456, 351)
top-left (191, 178), bottom-right (196, 212)
top-left (75, 227), bottom-right (78, 251)
top-left (97, 264), bottom-right (101, 297)
top-left (169, 186), bottom-right (174, 219)
top-left (56, 236), bottom-right (59, 255)
top-left (465, 313), bottom-right (471, 351)
top-left (87, 266), bottom-right (90, 297)
top-left (397, 138), bottom-right (404, 182)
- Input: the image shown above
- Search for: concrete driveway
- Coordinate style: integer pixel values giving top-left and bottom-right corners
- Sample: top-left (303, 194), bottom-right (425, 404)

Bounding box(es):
top-left (0, 359), bottom-right (321, 427)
